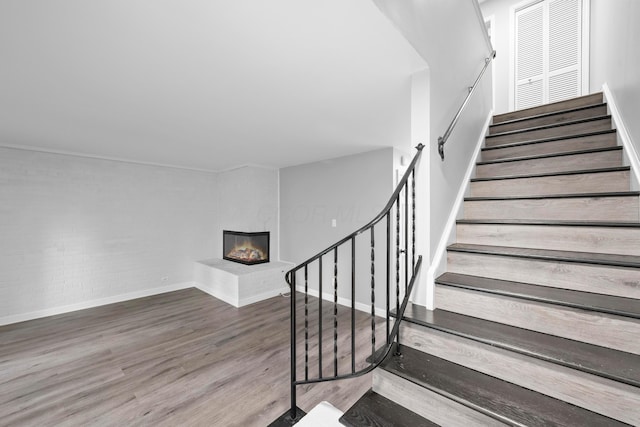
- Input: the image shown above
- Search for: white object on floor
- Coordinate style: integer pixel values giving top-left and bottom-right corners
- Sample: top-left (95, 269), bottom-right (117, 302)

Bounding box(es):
top-left (296, 401), bottom-right (344, 427)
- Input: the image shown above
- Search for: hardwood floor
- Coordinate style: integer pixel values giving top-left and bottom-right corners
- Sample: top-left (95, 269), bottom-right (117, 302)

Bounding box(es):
top-left (0, 289), bottom-right (375, 426)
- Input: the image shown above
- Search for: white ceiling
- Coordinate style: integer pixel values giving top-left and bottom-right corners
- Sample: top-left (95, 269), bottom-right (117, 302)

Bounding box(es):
top-left (0, 0), bottom-right (426, 171)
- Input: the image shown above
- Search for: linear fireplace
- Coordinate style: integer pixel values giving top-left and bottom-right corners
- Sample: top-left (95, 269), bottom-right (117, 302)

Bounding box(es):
top-left (223, 230), bottom-right (270, 265)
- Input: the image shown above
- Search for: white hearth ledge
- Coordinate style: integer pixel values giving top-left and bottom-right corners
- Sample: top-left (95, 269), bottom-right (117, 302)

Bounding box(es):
top-left (194, 258), bottom-right (292, 307)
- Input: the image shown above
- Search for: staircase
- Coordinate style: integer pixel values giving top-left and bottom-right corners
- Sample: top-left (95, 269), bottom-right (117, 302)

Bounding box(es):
top-left (339, 93), bottom-right (640, 426)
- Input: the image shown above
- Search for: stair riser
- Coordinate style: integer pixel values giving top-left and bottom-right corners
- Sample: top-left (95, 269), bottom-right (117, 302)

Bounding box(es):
top-left (481, 133), bottom-right (618, 161)
top-left (464, 195), bottom-right (640, 221)
top-left (493, 93), bottom-right (604, 124)
top-left (486, 118), bottom-right (612, 146)
top-left (435, 285), bottom-right (640, 355)
top-left (469, 171), bottom-right (630, 197)
top-left (489, 105), bottom-right (609, 135)
top-left (456, 224), bottom-right (640, 256)
top-left (400, 323), bottom-right (640, 426)
top-left (447, 251), bottom-right (640, 299)
top-left (372, 370), bottom-right (506, 427)
top-left (476, 150), bottom-right (623, 178)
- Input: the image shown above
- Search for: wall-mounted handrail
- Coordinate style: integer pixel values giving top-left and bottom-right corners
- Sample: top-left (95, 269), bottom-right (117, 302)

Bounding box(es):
top-left (473, 0), bottom-right (495, 57)
top-left (282, 144), bottom-right (424, 423)
top-left (437, 50), bottom-right (496, 161)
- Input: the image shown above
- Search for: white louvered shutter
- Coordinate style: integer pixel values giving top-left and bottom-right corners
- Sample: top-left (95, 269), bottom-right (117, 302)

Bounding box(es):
top-left (515, 2), bottom-right (544, 110)
top-left (548, 0), bottom-right (581, 103)
top-left (514, 0), bottom-right (582, 109)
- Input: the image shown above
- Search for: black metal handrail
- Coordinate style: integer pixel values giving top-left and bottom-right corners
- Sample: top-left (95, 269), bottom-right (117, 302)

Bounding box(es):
top-left (284, 144), bottom-right (424, 422)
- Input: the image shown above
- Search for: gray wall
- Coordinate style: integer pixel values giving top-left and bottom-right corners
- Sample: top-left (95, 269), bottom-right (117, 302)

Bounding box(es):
top-left (590, 0), bottom-right (640, 151)
top-left (279, 148), bottom-right (395, 308)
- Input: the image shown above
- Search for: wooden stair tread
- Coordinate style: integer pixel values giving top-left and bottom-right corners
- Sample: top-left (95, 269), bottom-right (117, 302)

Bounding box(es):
top-left (465, 190), bottom-right (640, 201)
top-left (400, 305), bottom-right (640, 388)
top-left (471, 166), bottom-right (629, 182)
top-left (436, 272), bottom-right (640, 319)
top-left (489, 103), bottom-right (607, 131)
top-left (493, 93), bottom-right (604, 124)
top-left (339, 389), bottom-right (438, 427)
top-left (457, 219), bottom-right (640, 227)
top-left (481, 129), bottom-right (617, 152)
top-left (380, 345), bottom-right (625, 427)
top-left (447, 243), bottom-right (640, 268)
top-left (477, 145), bottom-right (621, 166)
top-left (487, 115), bottom-right (611, 140)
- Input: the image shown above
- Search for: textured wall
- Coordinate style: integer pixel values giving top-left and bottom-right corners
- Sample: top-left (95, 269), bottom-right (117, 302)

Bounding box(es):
top-left (0, 148), bottom-right (217, 322)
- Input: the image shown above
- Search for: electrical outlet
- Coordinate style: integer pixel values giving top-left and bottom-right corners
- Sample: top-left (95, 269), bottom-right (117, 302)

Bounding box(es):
top-left (331, 219), bottom-right (337, 227)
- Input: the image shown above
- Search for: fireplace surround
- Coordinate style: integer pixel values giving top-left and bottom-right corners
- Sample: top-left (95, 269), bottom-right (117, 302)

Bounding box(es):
top-left (223, 230), bottom-right (270, 265)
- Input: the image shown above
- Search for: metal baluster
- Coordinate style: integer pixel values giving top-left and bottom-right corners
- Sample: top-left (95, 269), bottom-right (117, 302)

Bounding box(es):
top-left (290, 273), bottom-right (297, 420)
top-left (304, 266), bottom-right (309, 381)
top-left (386, 212), bottom-right (391, 345)
top-left (351, 237), bottom-right (356, 374)
top-left (412, 170), bottom-right (416, 274)
top-left (395, 196), bottom-right (401, 351)
top-left (333, 247), bottom-right (338, 377)
top-left (405, 185), bottom-right (408, 293)
top-left (395, 197), bottom-right (400, 318)
top-left (370, 226), bottom-right (375, 357)
top-left (318, 257), bottom-right (323, 379)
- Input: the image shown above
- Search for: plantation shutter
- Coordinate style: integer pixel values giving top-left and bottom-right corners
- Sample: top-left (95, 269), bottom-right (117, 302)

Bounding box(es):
top-left (515, 2), bottom-right (544, 110)
top-left (548, 0), bottom-right (581, 102)
top-left (514, 0), bottom-right (582, 109)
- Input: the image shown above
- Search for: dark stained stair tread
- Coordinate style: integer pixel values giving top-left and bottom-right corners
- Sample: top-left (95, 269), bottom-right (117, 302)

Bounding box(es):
top-left (465, 191), bottom-right (640, 201)
top-left (489, 103), bottom-right (608, 132)
top-left (398, 305), bottom-right (640, 388)
top-left (457, 219), bottom-right (640, 227)
top-left (477, 145), bottom-right (622, 165)
top-left (493, 93), bottom-right (604, 123)
top-left (447, 243), bottom-right (640, 268)
top-left (380, 345), bottom-right (626, 427)
top-left (486, 115), bottom-right (612, 139)
top-left (339, 389), bottom-right (438, 427)
top-left (436, 272), bottom-right (640, 319)
top-left (481, 129), bottom-right (617, 152)
top-left (470, 166), bottom-right (630, 182)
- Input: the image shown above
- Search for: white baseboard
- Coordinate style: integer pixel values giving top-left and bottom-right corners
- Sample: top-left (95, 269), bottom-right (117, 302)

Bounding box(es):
top-left (602, 83), bottom-right (640, 187)
top-left (0, 282), bottom-right (195, 326)
top-left (426, 110), bottom-right (493, 310)
top-left (295, 285), bottom-right (387, 318)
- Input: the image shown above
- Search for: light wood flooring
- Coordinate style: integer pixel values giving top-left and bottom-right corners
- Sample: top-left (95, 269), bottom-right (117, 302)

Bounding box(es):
top-left (0, 289), bottom-right (375, 426)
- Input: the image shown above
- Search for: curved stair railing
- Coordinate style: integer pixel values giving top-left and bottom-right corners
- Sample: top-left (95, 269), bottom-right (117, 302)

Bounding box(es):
top-left (284, 144), bottom-right (424, 422)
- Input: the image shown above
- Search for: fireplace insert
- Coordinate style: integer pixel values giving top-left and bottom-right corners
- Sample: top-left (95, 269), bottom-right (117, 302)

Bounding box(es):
top-left (223, 230), bottom-right (270, 265)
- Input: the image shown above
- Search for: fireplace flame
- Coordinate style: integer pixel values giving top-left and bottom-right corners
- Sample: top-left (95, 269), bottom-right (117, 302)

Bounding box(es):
top-left (227, 241), bottom-right (267, 262)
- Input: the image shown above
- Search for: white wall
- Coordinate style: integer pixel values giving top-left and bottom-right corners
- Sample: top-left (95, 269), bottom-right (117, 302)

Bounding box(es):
top-left (480, 0), bottom-right (515, 114)
top-left (0, 148), bottom-right (217, 323)
top-left (216, 166), bottom-right (279, 261)
top-left (590, 0), bottom-right (640, 153)
top-left (373, 0), bottom-right (494, 260)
